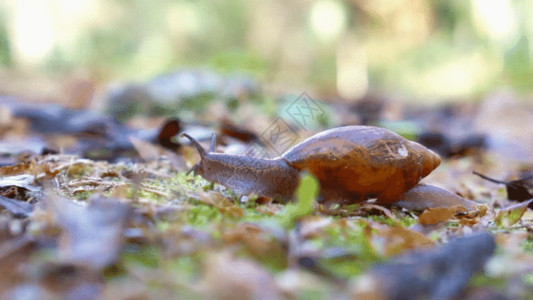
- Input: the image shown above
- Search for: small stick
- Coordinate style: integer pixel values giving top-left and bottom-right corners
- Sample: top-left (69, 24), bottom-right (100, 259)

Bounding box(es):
top-left (472, 171), bottom-right (508, 184)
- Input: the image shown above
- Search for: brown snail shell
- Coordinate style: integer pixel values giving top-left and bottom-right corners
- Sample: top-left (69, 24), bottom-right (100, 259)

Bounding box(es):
top-left (283, 126), bottom-right (441, 203)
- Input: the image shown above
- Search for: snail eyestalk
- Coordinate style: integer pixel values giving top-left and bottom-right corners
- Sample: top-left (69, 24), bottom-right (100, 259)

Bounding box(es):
top-left (181, 133), bottom-right (206, 159)
top-left (209, 133), bottom-right (217, 153)
top-left (181, 133), bottom-right (206, 176)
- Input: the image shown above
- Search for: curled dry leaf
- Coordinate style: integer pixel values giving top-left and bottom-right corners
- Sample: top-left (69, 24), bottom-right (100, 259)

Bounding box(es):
top-left (494, 199), bottom-right (533, 227)
top-left (0, 161), bottom-right (32, 177)
top-left (0, 174), bottom-right (42, 200)
top-left (220, 119), bottom-right (259, 143)
top-left (418, 205), bottom-right (468, 225)
top-left (156, 118), bottom-right (182, 150)
top-left (0, 175), bottom-right (40, 193)
top-left (474, 171), bottom-right (533, 207)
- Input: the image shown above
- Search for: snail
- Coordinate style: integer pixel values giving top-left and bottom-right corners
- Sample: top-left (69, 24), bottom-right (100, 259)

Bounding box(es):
top-left (182, 126), bottom-right (441, 204)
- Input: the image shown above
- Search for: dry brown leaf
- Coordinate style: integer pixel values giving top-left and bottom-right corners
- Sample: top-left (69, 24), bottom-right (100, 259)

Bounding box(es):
top-left (371, 224), bottom-right (435, 257)
top-left (298, 216), bottom-right (333, 238)
top-left (223, 223), bottom-right (285, 260)
top-left (418, 205), bottom-right (467, 225)
top-left (494, 199), bottom-right (533, 227)
top-left (362, 203), bottom-right (398, 222)
top-left (255, 203), bottom-right (284, 215)
top-left (0, 162), bottom-right (32, 177)
top-left (202, 251), bottom-right (281, 300)
top-left (199, 191), bottom-right (244, 217)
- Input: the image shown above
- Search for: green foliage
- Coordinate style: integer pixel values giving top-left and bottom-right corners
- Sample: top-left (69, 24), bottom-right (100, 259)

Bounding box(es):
top-left (468, 273), bottom-right (506, 290)
top-left (504, 37), bottom-right (533, 91)
top-left (122, 246), bottom-right (160, 269)
top-left (378, 120), bottom-right (419, 141)
top-left (295, 290), bottom-right (329, 300)
top-left (72, 190), bottom-right (95, 201)
top-left (209, 50), bottom-right (266, 75)
top-left (367, 213), bottom-right (417, 227)
top-left (317, 222), bottom-right (380, 278)
top-left (168, 255), bottom-right (202, 282)
top-left (278, 172), bottom-right (319, 229)
top-left (187, 204), bottom-right (222, 227)
top-left (4, 0), bottom-right (533, 97)
top-left (522, 238), bottom-right (533, 253)
top-left (0, 15), bottom-right (10, 66)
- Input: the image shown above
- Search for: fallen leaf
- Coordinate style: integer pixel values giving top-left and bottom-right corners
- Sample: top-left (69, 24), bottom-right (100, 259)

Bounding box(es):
top-left (371, 224), bottom-right (434, 257)
top-left (223, 223), bottom-right (286, 262)
top-left (156, 118), bottom-right (182, 150)
top-left (49, 194), bottom-right (130, 270)
top-left (0, 174), bottom-right (42, 200)
top-left (0, 161), bottom-right (32, 176)
top-left (0, 195), bottom-right (33, 218)
top-left (202, 251), bottom-right (281, 300)
top-left (473, 171), bottom-right (533, 206)
top-left (418, 205), bottom-right (467, 225)
top-left (199, 191), bottom-right (244, 217)
top-left (0, 174), bottom-right (40, 192)
top-left (220, 119), bottom-right (259, 143)
top-left (494, 199), bottom-right (533, 227)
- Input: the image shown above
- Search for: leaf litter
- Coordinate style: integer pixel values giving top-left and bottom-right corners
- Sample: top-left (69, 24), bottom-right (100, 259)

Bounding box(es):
top-left (0, 93), bottom-right (532, 299)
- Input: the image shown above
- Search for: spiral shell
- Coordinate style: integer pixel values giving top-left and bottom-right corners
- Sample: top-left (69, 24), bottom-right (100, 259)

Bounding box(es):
top-left (282, 126), bottom-right (441, 203)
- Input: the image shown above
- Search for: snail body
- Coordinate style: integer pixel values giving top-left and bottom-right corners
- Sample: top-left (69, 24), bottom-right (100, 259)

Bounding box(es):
top-left (183, 126), bottom-right (441, 203)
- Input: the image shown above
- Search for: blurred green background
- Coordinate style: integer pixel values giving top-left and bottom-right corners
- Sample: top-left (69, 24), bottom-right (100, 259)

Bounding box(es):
top-left (0, 0), bottom-right (532, 103)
